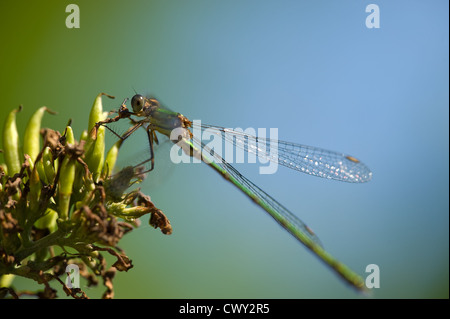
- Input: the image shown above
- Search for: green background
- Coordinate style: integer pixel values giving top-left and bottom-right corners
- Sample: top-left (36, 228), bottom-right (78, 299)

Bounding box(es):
top-left (0, 1), bottom-right (448, 298)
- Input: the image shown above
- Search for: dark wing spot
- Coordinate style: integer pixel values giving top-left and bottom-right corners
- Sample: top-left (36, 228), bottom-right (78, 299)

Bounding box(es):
top-left (345, 155), bottom-right (360, 163)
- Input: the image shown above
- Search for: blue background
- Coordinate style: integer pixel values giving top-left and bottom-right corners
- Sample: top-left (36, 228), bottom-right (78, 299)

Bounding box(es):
top-left (0, 1), bottom-right (448, 298)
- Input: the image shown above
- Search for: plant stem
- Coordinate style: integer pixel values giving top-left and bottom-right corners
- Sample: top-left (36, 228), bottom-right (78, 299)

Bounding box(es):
top-left (14, 228), bottom-right (67, 263)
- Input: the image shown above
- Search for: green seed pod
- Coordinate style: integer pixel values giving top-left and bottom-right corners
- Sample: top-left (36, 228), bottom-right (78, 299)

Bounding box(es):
top-left (42, 146), bottom-right (55, 184)
top-left (65, 125), bottom-right (75, 145)
top-left (84, 94), bottom-right (111, 183)
top-left (29, 165), bottom-right (41, 213)
top-left (76, 180), bottom-right (96, 210)
top-left (23, 106), bottom-right (54, 168)
top-left (2, 106), bottom-right (22, 176)
top-left (102, 139), bottom-right (123, 178)
top-left (34, 208), bottom-right (58, 233)
top-left (85, 93), bottom-right (113, 148)
top-left (88, 93), bottom-right (108, 134)
top-left (79, 129), bottom-right (88, 142)
top-left (35, 157), bottom-right (48, 184)
top-left (85, 126), bottom-right (105, 183)
top-left (58, 155), bottom-right (76, 220)
top-left (58, 126), bottom-right (76, 219)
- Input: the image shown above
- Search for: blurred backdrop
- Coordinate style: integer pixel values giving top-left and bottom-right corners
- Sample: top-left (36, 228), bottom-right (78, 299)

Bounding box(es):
top-left (0, 0), bottom-right (448, 298)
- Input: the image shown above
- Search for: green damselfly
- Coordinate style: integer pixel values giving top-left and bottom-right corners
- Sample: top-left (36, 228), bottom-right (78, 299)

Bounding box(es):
top-left (93, 94), bottom-right (372, 292)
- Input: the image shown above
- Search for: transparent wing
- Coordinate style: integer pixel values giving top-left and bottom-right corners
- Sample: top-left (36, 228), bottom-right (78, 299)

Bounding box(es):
top-left (187, 135), bottom-right (323, 247)
top-left (196, 124), bottom-right (372, 183)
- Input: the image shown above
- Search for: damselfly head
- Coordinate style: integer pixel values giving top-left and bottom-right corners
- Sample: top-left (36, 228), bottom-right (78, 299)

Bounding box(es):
top-left (131, 94), bottom-right (161, 116)
top-left (131, 94), bottom-right (145, 113)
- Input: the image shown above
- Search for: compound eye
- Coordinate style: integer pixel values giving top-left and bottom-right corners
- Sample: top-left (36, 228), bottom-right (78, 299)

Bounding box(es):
top-left (131, 94), bottom-right (145, 113)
